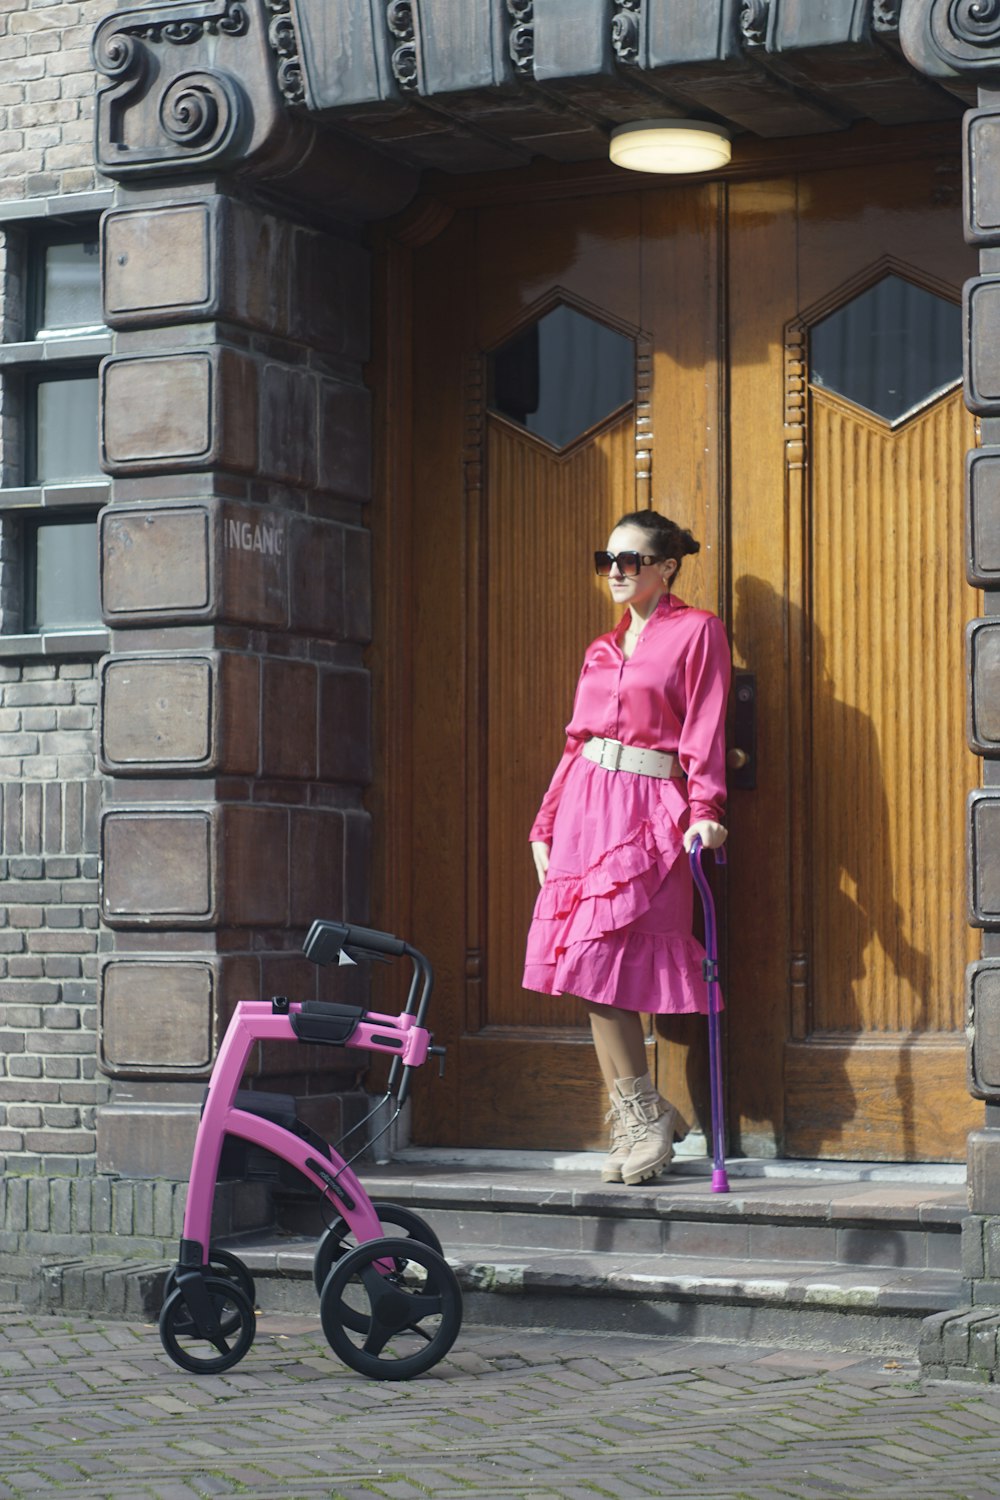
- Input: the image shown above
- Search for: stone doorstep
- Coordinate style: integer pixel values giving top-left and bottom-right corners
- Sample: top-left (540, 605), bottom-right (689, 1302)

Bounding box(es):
top-left (201, 1158), bottom-right (967, 1350)
top-left (24, 1158), bottom-right (972, 1350)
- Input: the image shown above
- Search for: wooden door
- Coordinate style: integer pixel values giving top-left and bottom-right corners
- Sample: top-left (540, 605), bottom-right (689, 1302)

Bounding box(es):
top-left (726, 156), bottom-right (980, 1160)
top-left (375, 188), bottom-right (723, 1148)
top-left (373, 142), bottom-right (979, 1160)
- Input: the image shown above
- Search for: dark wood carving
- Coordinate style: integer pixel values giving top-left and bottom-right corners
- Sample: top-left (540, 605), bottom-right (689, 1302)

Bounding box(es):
top-left (267, 0), bottom-right (305, 102)
top-left (387, 0), bottom-right (420, 90)
top-left (507, 0), bottom-right (534, 73)
top-left (740, 0), bottom-right (768, 48)
top-left (611, 0), bottom-right (640, 64)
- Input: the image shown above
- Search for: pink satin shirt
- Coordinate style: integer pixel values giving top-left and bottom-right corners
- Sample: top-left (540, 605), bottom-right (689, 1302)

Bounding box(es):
top-left (530, 593), bottom-right (731, 842)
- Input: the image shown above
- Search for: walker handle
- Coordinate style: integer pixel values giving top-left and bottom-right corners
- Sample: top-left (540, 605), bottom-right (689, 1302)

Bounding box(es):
top-left (304, 919), bottom-right (407, 964)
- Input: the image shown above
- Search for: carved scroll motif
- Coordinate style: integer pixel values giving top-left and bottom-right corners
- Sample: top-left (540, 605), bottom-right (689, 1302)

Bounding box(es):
top-left (873, 0), bottom-right (902, 30)
top-left (507, 0), bottom-right (534, 74)
top-left (264, 0), bottom-right (305, 103)
top-left (949, 0), bottom-right (1000, 47)
top-left (740, 0), bottom-right (769, 48)
top-left (387, 1), bottom-right (419, 92)
top-left (92, 2), bottom-right (253, 176)
top-left (611, 0), bottom-right (641, 65)
top-left (924, 0), bottom-right (1000, 71)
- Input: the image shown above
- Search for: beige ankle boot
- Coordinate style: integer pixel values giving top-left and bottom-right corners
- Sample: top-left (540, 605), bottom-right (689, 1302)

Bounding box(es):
top-left (615, 1073), bottom-right (687, 1186)
top-left (600, 1094), bottom-right (631, 1183)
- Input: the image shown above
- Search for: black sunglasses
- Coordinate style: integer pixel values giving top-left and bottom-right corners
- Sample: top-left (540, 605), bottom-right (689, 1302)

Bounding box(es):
top-left (594, 550), bottom-right (660, 578)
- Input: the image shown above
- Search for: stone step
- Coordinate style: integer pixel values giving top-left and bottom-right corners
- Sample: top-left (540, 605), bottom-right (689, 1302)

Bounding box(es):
top-left (221, 1154), bottom-right (969, 1352)
top-left (32, 1155), bottom-right (970, 1353)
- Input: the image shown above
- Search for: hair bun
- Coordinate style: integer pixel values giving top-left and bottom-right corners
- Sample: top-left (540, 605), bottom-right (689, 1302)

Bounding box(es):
top-left (680, 529), bottom-right (700, 556)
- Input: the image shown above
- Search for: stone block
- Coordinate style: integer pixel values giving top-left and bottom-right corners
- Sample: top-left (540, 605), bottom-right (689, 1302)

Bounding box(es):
top-left (970, 1128), bottom-right (1000, 1214)
top-left (99, 958), bottom-right (218, 1078)
top-left (318, 668), bottom-right (371, 784)
top-left (343, 525), bottom-right (372, 643)
top-left (218, 502), bottom-right (288, 627)
top-left (223, 805), bottom-right (290, 927)
top-left (289, 809), bottom-right (344, 928)
top-left (103, 203), bottom-right (213, 325)
top-left (970, 1314), bottom-right (1000, 1372)
top-left (968, 620), bottom-right (1000, 754)
top-left (260, 363), bottom-right (317, 488)
top-left (965, 277), bottom-right (1000, 415)
top-left (99, 651), bottom-right (259, 776)
top-left (101, 504), bottom-right (212, 619)
top-left (288, 515), bottom-right (344, 638)
top-left (100, 348), bottom-right (258, 476)
top-left (101, 499), bottom-right (289, 629)
top-left (966, 449), bottom-right (1000, 586)
top-left (101, 805), bottom-right (290, 928)
top-left (968, 791), bottom-right (1000, 927)
top-left (968, 960), bottom-right (1000, 1101)
top-left (97, 1101), bottom-right (200, 1179)
top-left (966, 110), bottom-right (1000, 245)
top-left (103, 198), bottom-right (296, 336)
top-left (289, 227), bottom-right (369, 361)
top-left (316, 378), bottom-right (371, 501)
top-left (101, 807), bottom-right (215, 927)
top-left (261, 659), bottom-right (318, 780)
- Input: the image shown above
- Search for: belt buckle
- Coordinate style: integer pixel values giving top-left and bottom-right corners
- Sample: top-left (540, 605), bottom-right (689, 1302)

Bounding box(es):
top-left (600, 738), bottom-right (623, 772)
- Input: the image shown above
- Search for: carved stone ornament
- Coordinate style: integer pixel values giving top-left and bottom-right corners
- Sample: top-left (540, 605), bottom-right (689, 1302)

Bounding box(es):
top-left (387, 0), bottom-right (419, 92)
top-left (507, 0), bottom-right (534, 75)
top-left (612, 0), bottom-right (641, 66)
top-left (93, 2), bottom-right (253, 175)
top-left (916, 0), bottom-right (1000, 75)
top-left (265, 0), bottom-right (305, 103)
top-left (740, 0), bottom-right (769, 48)
top-left (873, 0), bottom-right (902, 29)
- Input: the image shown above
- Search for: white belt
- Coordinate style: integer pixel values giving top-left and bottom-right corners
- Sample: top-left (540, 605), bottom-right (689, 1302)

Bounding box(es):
top-left (582, 737), bottom-right (683, 779)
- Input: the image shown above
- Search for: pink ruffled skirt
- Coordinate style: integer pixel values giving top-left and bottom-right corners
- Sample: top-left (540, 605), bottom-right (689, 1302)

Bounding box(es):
top-left (523, 756), bottom-right (714, 1015)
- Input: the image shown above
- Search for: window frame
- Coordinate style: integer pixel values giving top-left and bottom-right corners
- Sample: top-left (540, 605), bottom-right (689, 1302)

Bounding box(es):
top-left (0, 196), bottom-right (113, 658)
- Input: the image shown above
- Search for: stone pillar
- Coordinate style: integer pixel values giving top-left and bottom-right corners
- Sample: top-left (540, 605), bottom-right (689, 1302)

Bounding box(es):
top-left (95, 187), bottom-right (375, 1177)
top-left (87, 1), bottom-right (415, 1185)
top-left (903, 0), bottom-right (1000, 1380)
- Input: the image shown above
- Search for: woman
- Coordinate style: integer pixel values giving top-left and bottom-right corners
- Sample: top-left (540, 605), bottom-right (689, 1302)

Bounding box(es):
top-left (523, 509), bottom-right (730, 1186)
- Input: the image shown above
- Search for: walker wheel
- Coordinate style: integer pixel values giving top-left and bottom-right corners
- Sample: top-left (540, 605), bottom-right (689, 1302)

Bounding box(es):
top-left (312, 1202), bottom-right (443, 1298)
top-left (159, 1275), bottom-right (256, 1375)
top-left (162, 1248), bottom-right (255, 1336)
top-left (319, 1237), bottom-right (462, 1381)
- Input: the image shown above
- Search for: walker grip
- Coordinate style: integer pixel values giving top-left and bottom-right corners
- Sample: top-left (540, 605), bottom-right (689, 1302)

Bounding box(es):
top-left (304, 919), bottom-right (407, 965)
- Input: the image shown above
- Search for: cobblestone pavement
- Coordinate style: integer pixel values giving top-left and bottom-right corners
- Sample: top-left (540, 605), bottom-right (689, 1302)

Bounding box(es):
top-left (1, 1308), bottom-right (1000, 1500)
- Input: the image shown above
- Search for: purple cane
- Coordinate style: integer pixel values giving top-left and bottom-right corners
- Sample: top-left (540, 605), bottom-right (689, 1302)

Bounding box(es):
top-left (689, 835), bottom-right (730, 1194)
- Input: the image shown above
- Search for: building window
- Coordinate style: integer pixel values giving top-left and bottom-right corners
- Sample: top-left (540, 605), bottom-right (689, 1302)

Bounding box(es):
top-left (32, 233), bottom-right (102, 337)
top-left (488, 303), bottom-right (635, 451)
top-left (0, 210), bottom-right (111, 655)
top-left (809, 272), bottom-right (962, 426)
top-left (26, 371), bottom-right (102, 485)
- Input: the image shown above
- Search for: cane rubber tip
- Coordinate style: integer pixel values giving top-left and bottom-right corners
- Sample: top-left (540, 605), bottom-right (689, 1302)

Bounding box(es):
top-left (711, 1169), bottom-right (730, 1194)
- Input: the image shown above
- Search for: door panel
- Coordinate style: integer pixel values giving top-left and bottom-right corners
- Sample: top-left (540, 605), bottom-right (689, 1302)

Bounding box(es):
top-left (380, 147), bottom-right (978, 1159)
top-left (728, 156), bottom-right (980, 1160)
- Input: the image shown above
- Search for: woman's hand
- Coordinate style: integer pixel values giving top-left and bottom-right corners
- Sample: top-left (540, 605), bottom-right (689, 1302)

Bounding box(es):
top-left (683, 820), bottom-right (727, 853)
top-left (531, 841), bottom-right (551, 887)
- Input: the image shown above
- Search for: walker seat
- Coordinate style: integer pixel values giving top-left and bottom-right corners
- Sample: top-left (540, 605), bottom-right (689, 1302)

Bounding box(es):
top-left (158, 920), bottom-right (461, 1382)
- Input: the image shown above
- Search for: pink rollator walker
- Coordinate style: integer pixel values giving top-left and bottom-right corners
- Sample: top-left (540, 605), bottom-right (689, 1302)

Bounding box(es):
top-left (159, 920), bottom-right (462, 1381)
top-left (689, 836), bottom-right (730, 1194)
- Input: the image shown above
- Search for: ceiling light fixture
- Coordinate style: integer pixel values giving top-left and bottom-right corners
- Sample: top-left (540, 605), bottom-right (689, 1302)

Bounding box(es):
top-left (609, 119), bottom-right (732, 174)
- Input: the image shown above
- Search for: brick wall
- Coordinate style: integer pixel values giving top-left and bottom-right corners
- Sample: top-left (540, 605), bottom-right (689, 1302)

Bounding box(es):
top-left (0, 0), bottom-right (117, 206)
top-left (0, 1), bottom-right (115, 1199)
top-left (0, 660), bottom-right (107, 1178)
